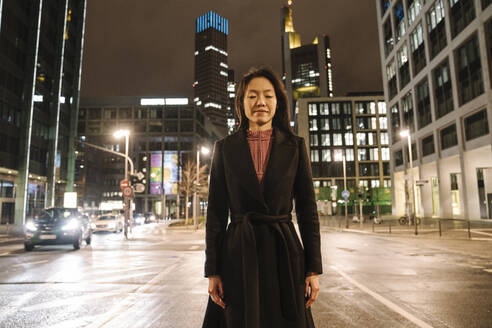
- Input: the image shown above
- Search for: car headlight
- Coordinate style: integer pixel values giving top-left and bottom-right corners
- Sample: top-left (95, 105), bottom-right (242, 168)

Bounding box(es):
top-left (62, 219), bottom-right (80, 231)
top-left (25, 221), bottom-right (37, 232)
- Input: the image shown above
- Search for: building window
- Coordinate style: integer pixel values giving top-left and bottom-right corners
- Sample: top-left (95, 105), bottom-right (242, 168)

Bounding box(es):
top-left (394, 149), bottom-right (404, 166)
top-left (483, 0), bottom-right (492, 10)
top-left (394, 1), bottom-right (406, 42)
top-left (486, 19), bottom-right (492, 88)
top-left (309, 103), bottom-right (317, 116)
top-left (398, 44), bottom-right (411, 89)
top-left (320, 118), bottom-right (329, 130)
top-left (119, 108), bottom-right (132, 119)
top-left (359, 163), bottom-right (379, 176)
top-left (333, 133), bottom-right (343, 146)
top-left (309, 119), bottom-right (318, 131)
top-left (464, 109), bottom-right (489, 141)
top-left (449, 0), bottom-right (475, 38)
top-left (345, 132), bottom-right (354, 145)
top-left (381, 147), bottom-right (390, 160)
top-left (88, 108), bottom-right (101, 120)
top-left (343, 102), bottom-right (352, 115)
top-left (383, 18), bottom-right (394, 57)
top-left (408, 0), bottom-right (424, 25)
top-left (433, 59), bottom-right (454, 118)
top-left (379, 117), bottom-right (388, 129)
top-left (331, 118), bottom-right (341, 130)
top-left (410, 22), bottom-right (426, 75)
top-left (310, 150), bottom-right (319, 162)
top-left (381, 132), bottom-right (389, 144)
top-left (387, 59), bottom-right (398, 100)
top-left (321, 134), bottom-right (330, 146)
top-left (358, 148), bottom-right (367, 161)
top-left (456, 34), bottom-right (484, 105)
top-left (369, 148), bottom-right (379, 160)
top-left (355, 101), bottom-right (376, 114)
top-left (440, 124), bottom-right (458, 149)
top-left (381, 0), bottom-right (391, 17)
top-left (422, 134), bottom-right (435, 156)
top-left (378, 101), bottom-right (387, 115)
top-left (416, 78), bottom-right (432, 129)
top-left (390, 104), bottom-right (401, 144)
top-left (310, 134), bottom-right (319, 146)
top-left (322, 149), bottom-right (331, 162)
top-left (320, 103), bottom-right (329, 115)
top-left (427, 0), bottom-right (447, 58)
top-left (402, 91), bottom-right (415, 132)
top-left (346, 149), bottom-right (355, 161)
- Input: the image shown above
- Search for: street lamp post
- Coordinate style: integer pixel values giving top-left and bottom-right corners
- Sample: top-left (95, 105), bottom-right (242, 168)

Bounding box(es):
top-left (114, 129), bottom-right (132, 237)
top-left (400, 129), bottom-right (418, 235)
top-left (193, 145), bottom-right (209, 229)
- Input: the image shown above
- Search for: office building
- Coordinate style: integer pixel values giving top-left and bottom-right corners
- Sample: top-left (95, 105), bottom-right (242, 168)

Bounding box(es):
top-left (376, 0), bottom-right (492, 219)
top-left (281, 0), bottom-right (333, 129)
top-left (298, 95), bottom-right (391, 214)
top-left (194, 11), bottom-right (229, 137)
top-left (77, 97), bottom-right (222, 217)
top-left (0, 0), bottom-right (86, 226)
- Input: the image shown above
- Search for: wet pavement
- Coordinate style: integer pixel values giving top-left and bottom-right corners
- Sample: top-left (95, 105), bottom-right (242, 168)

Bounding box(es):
top-left (0, 222), bottom-right (491, 327)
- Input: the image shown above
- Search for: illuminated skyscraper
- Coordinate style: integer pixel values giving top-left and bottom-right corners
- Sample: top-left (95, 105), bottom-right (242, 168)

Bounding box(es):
top-left (281, 1), bottom-right (333, 130)
top-left (194, 11), bottom-right (229, 137)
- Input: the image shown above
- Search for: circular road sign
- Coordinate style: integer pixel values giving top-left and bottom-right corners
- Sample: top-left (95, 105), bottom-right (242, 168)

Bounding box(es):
top-left (342, 190), bottom-right (350, 199)
top-left (120, 179), bottom-right (129, 190)
top-left (123, 186), bottom-right (134, 198)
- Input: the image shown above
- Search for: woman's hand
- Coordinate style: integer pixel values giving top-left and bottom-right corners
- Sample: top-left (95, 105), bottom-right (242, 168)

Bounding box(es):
top-left (208, 276), bottom-right (226, 309)
top-left (305, 273), bottom-right (320, 308)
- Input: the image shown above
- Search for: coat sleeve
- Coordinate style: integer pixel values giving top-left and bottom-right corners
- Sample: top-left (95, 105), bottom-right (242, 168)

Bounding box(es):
top-left (204, 139), bottom-right (229, 277)
top-left (293, 137), bottom-right (323, 275)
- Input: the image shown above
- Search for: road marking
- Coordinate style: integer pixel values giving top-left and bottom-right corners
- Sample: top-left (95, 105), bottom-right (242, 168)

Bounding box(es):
top-left (484, 269), bottom-right (492, 274)
top-left (330, 265), bottom-right (434, 328)
top-left (0, 252), bottom-right (10, 257)
top-left (189, 245), bottom-right (200, 250)
top-left (13, 260), bottom-right (48, 267)
top-left (470, 230), bottom-right (492, 237)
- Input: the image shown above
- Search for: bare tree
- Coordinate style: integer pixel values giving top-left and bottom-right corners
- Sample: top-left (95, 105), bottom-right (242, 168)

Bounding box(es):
top-left (179, 160), bottom-right (209, 224)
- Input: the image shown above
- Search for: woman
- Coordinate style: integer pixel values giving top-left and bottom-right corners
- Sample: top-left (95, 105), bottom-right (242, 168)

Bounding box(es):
top-left (202, 66), bottom-right (322, 328)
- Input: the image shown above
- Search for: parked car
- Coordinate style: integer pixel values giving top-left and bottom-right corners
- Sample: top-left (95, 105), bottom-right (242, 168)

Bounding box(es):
top-left (24, 208), bottom-right (92, 251)
top-left (93, 214), bottom-right (124, 233)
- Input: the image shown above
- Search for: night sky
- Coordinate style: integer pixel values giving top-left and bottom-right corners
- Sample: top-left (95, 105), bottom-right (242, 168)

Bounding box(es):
top-left (80, 0), bottom-right (383, 99)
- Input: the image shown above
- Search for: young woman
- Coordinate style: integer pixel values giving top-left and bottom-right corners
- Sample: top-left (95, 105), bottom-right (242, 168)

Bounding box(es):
top-left (202, 67), bottom-right (322, 328)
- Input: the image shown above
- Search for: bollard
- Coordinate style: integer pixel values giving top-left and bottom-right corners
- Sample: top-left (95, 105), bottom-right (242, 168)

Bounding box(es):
top-left (468, 220), bottom-right (471, 239)
top-left (438, 220), bottom-right (441, 237)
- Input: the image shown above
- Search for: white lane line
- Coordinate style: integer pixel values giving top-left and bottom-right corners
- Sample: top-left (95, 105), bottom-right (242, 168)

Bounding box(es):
top-left (0, 252), bottom-right (10, 257)
top-left (13, 260), bottom-right (48, 267)
top-left (470, 230), bottom-right (492, 237)
top-left (330, 265), bottom-right (434, 328)
top-left (189, 245), bottom-right (200, 250)
top-left (484, 269), bottom-right (492, 273)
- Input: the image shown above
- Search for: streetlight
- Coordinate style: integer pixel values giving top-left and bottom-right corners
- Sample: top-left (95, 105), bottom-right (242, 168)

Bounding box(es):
top-left (334, 152), bottom-right (348, 228)
top-left (114, 129), bottom-right (132, 236)
top-left (400, 129), bottom-right (418, 235)
top-left (194, 145), bottom-right (210, 229)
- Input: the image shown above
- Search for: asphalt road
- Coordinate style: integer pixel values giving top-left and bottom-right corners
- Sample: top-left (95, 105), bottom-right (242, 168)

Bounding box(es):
top-left (0, 222), bottom-right (491, 328)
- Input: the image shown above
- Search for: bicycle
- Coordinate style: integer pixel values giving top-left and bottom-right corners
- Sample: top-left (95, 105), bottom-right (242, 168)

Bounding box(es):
top-left (398, 215), bottom-right (421, 226)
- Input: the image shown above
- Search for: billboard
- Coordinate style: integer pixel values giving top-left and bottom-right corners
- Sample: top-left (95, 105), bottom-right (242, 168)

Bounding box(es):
top-left (150, 152), bottom-right (178, 195)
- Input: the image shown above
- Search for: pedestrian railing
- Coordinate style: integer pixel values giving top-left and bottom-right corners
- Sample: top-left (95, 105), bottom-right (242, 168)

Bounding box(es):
top-left (318, 216), bottom-right (492, 240)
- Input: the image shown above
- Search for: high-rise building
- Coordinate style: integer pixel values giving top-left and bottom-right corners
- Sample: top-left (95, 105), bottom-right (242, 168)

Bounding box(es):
top-left (0, 0), bottom-right (86, 227)
top-left (298, 95), bottom-right (391, 215)
top-left (77, 97), bottom-right (223, 217)
top-left (281, 1), bottom-right (333, 129)
top-left (194, 11), bottom-right (229, 137)
top-left (376, 0), bottom-right (492, 220)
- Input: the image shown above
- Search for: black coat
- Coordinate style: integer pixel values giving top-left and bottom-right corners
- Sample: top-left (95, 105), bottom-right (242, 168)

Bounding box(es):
top-left (202, 127), bottom-right (322, 328)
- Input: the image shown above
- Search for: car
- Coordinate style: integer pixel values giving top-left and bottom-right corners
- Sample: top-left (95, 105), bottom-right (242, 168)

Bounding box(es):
top-left (93, 214), bottom-right (124, 233)
top-left (24, 208), bottom-right (93, 251)
top-left (134, 213), bottom-right (145, 225)
top-left (144, 212), bottom-right (157, 224)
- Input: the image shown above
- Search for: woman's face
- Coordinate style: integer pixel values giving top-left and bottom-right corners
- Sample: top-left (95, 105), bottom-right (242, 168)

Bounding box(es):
top-left (243, 77), bottom-right (277, 130)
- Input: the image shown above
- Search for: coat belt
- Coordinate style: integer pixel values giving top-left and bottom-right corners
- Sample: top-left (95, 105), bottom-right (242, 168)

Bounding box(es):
top-left (230, 211), bottom-right (298, 327)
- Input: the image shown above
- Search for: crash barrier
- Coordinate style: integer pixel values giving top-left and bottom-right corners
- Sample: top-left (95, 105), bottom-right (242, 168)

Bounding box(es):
top-left (318, 216), bottom-right (492, 240)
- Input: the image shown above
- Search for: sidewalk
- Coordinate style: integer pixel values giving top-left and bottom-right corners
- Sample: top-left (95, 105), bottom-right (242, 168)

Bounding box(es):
top-left (0, 224), bottom-right (23, 244)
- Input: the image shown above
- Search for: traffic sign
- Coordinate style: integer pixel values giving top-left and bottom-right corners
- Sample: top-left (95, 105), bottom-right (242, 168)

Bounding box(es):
top-left (122, 186), bottom-right (134, 198)
top-left (134, 183), bottom-right (145, 193)
top-left (120, 179), bottom-right (129, 190)
top-left (342, 190), bottom-right (350, 200)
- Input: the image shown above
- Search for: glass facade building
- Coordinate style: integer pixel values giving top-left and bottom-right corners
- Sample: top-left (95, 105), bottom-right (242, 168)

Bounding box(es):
top-left (0, 0), bottom-right (86, 226)
top-left (376, 0), bottom-right (492, 220)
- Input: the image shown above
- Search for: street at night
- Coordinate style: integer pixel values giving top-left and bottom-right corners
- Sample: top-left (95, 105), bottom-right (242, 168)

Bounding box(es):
top-left (1, 222), bottom-right (491, 328)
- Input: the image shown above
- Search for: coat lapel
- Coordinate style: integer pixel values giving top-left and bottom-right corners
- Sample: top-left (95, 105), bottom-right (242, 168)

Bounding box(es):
top-left (226, 127), bottom-right (296, 211)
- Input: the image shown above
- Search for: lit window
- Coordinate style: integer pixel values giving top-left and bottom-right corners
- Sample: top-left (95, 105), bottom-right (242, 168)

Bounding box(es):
top-left (321, 134), bottom-right (330, 146)
top-left (322, 149), bottom-right (331, 162)
top-left (345, 132), bottom-right (354, 145)
top-left (333, 134), bottom-right (343, 146)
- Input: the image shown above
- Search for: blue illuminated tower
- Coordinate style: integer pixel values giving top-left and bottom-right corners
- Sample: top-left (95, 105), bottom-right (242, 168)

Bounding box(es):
top-left (194, 11), bottom-right (229, 137)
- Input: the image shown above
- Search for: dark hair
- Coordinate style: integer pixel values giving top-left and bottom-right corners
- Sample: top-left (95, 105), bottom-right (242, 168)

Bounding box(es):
top-left (235, 66), bottom-right (294, 135)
